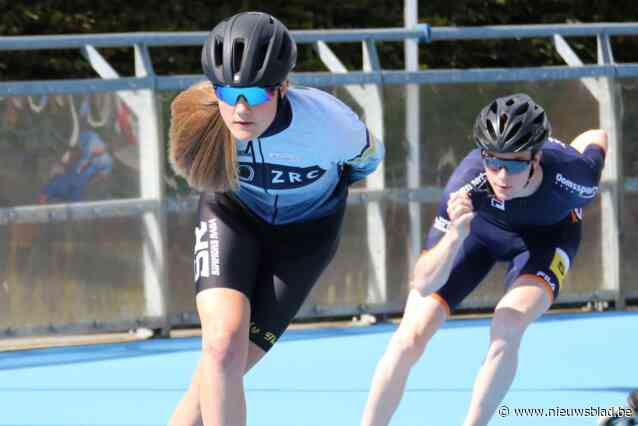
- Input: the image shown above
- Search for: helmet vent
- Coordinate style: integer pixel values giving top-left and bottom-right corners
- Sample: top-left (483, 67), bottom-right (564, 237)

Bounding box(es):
top-left (518, 130), bottom-right (533, 147)
top-left (533, 111), bottom-right (545, 125)
top-left (254, 41), bottom-right (269, 71)
top-left (506, 98), bottom-right (515, 106)
top-left (232, 40), bottom-right (245, 74)
top-left (499, 113), bottom-right (508, 133)
top-left (489, 101), bottom-right (498, 114)
top-left (214, 37), bottom-right (224, 66)
top-left (504, 121), bottom-right (522, 142)
top-left (514, 102), bottom-right (529, 116)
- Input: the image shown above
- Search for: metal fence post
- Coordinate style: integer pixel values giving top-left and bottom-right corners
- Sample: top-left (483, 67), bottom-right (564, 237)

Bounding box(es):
top-left (362, 39), bottom-right (387, 306)
top-left (405, 0), bottom-right (422, 279)
top-left (134, 44), bottom-right (171, 335)
top-left (597, 33), bottom-right (625, 309)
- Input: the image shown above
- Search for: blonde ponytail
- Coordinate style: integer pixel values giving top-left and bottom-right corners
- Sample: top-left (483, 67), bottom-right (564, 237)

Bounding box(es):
top-left (168, 81), bottom-right (238, 192)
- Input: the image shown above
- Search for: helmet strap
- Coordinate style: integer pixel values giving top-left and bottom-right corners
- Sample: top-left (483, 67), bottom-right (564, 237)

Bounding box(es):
top-left (523, 163), bottom-right (534, 188)
top-left (523, 149), bottom-right (540, 188)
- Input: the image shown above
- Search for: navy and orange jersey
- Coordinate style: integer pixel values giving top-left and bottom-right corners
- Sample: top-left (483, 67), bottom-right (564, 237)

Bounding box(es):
top-left (423, 138), bottom-right (605, 309)
top-left (425, 137), bottom-right (605, 247)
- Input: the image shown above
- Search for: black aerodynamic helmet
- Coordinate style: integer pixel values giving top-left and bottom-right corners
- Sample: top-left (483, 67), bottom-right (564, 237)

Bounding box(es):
top-left (202, 11), bottom-right (297, 87)
top-left (473, 93), bottom-right (551, 153)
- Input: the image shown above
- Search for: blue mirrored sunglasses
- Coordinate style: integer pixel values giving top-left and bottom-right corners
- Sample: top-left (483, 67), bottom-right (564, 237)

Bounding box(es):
top-left (214, 85), bottom-right (278, 107)
top-left (481, 151), bottom-right (531, 174)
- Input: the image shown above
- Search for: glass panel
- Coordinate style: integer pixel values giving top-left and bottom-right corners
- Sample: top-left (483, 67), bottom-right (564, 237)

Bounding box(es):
top-left (0, 91), bottom-right (151, 333)
top-left (0, 216), bottom-right (145, 330)
top-left (0, 79), bottom-right (609, 332)
top-left (0, 92), bottom-right (140, 208)
top-left (416, 81), bottom-right (599, 187)
top-left (304, 200), bottom-right (412, 310)
top-left (165, 206), bottom-right (198, 319)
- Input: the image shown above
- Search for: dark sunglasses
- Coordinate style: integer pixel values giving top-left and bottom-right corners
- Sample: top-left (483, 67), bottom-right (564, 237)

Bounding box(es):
top-left (213, 85), bottom-right (279, 107)
top-left (481, 150), bottom-right (532, 174)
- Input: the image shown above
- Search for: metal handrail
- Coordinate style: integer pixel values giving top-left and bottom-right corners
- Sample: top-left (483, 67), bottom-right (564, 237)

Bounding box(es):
top-left (2, 22), bottom-right (638, 51)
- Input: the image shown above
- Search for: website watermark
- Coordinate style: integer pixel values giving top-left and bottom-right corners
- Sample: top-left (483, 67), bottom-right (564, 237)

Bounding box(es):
top-left (498, 404), bottom-right (635, 418)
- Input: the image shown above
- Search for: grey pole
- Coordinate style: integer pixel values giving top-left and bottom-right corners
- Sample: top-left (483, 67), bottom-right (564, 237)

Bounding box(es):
top-left (596, 34), bottom-right (624, 309)
top-left (134, 44), bottom-right (171, 335)
top-left (405, 0), bottom-right (422, 278)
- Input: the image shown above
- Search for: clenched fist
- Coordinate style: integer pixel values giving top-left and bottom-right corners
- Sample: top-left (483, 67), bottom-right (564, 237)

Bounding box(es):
top-left (446, 190), bottom-right (476, 240)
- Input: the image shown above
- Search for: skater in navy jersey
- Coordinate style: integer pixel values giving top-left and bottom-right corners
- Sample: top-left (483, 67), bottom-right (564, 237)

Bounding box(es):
top-left (362, 93), bottom-right (607, 426)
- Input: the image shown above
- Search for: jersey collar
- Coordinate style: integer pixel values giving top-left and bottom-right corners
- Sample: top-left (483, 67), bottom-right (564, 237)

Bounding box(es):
top-left (260, 94), bottom-right (292, 138)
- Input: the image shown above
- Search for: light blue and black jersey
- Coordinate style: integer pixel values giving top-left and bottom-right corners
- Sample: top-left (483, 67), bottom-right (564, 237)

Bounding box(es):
top-left (233, 86), bottom-right (384, 224)
top-left (194, 87), bottom-right (383, 349)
